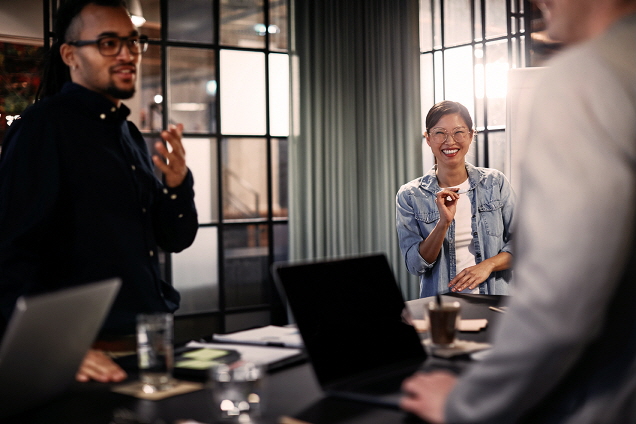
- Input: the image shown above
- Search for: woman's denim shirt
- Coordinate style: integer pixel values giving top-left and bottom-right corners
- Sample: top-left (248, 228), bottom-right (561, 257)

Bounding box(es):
top-left (396, 163), bottom-right (515, 297)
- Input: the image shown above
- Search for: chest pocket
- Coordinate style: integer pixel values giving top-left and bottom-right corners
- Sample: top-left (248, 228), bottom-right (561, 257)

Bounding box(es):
top-left (478, 200), bottom-right (504, 236)
top-left (414, 209), bottom-right (440, 238)
top-left (415, 210), bottom-right (439, 224)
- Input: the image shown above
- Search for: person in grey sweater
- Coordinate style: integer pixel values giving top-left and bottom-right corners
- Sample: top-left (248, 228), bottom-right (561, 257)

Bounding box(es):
top-left (400, 0), bottom-right (636, 422)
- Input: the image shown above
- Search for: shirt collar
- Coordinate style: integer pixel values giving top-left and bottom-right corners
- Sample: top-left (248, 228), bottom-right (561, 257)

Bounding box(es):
top-left (61, 82), bottom-right (131, 122)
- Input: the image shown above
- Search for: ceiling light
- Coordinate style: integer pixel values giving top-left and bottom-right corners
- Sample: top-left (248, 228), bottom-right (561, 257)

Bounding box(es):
top-left (128, 0), bottom-right (146, 27)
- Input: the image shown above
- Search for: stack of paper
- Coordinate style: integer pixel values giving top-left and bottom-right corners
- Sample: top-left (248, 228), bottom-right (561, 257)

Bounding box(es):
top-left (212, 325), bottom-right (304, 348)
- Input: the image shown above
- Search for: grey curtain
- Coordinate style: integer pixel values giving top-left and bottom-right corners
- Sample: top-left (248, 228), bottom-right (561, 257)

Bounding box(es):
top-left (289, 0), bottom-right (423, 299)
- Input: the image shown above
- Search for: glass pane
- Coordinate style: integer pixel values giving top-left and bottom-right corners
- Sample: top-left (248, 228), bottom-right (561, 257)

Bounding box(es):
top-left (224, 224), bottom-right (269, 308)
top-left (273, 223), bottom-right (288, 262)
top-left (269, 53), bottom-right (289, 137)
top-left (168, 47), bottom-right (216, 134)
top-left (420, 53), bottom-right (434, 133)
top-left (220, 50), bottom-right (266, 135)
top-left (520, 35), bottom-right (526, 68)
top-left (138, 0), bottom-right (160, 39)
top-left (443, 46), bottom-right (474, 119)
top-left (222, 138), bottom-right (267, 220)
top-left (474, 45), bottom-right (485, 128)
top-left (485, 40), bottom-right (508, 128)
top-left (182, 138), bottom-right (218, 224)
top-left (486, 0), bottom-right (507, 38)
top-left (172, 226), bottom-right (219, 315)
top-left (419, 0), bottom-right (433, 52)
top-left (475, 0), bottom-right (483, 41)
top-left (269, 0), bottom-right (288, 51)
top-left (136, 44), bottom-right (162, 133)
top-left (433, 0), bottom-right (442, 49)
top-left (443, 0), bottom-right (472, 47)
top-left (0, 42), bottom-right (44, 144)
top-left (168, 0), bottom-right (214, 43)
top-left (487, 130), bottom-right (507, 174)
top-left (433, 50), bottom-right (444, 103)
top-left (272, 138), bottom-right (288, 218)
top-left (220, 0), bottom-right (265, 48)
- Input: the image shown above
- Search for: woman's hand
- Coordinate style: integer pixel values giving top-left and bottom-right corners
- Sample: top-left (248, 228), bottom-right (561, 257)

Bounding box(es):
top-left (435, 188), bottom-right (460, 224)
top-left (418, 188), bottom-right (462, 264)
top-left (449, 252), bottom-right (513, 292)
top-left (449, 261), bottom-right (494, 292)
top-left (75, 349), bottom-right (127, 383)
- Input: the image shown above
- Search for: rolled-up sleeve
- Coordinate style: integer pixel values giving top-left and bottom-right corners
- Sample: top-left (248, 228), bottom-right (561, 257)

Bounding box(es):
top-left (396, 185), bottom-right (435, 275)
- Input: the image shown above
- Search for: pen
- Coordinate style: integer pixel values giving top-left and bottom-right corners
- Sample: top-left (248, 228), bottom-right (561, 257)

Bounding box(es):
top-left (489, 306), bottom-right (507, 313)
top-left (266, 342), bottom-right (286, 347)
top-left (438, 188), bottom-right (468, 197)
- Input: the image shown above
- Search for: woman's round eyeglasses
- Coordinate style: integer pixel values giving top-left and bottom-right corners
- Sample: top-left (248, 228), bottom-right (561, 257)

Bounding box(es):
top-left (427, 127), bottom-right (474, 144)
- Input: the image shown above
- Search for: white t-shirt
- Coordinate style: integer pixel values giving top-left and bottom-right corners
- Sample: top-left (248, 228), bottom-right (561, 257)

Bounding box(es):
top-left (446, 179), bottom-right (478, 294)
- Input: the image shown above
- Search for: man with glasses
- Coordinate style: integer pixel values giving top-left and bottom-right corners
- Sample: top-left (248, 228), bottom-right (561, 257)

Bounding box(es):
top-left (0, 0), bottom-right (198, 382)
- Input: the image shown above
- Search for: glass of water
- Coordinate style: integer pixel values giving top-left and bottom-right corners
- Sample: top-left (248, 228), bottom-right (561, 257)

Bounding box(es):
top-left (136, 313), bottom-right (174, 393)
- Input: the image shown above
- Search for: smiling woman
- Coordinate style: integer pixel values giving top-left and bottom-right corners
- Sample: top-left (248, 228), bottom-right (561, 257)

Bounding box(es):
top-left (395, 100), bottom-right (515, 297)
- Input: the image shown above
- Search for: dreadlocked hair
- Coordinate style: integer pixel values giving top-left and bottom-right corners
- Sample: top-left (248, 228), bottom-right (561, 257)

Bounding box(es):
top-left (35, 0), bottom-right (128, 101)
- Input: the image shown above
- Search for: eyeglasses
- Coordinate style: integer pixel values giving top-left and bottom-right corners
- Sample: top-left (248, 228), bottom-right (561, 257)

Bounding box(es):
top-left (427, 127), bottom-right (473, 144)
top-left (67, 35), bottom-right (149, 57)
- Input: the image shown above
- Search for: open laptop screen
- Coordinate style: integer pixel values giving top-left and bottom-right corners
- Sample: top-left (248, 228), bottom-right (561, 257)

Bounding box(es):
top-left (273, 254), bottom-right (426, 389)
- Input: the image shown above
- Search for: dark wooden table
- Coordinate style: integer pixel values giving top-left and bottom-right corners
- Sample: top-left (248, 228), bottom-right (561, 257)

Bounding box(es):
top-left (6, 294), bottom-right (507, 424)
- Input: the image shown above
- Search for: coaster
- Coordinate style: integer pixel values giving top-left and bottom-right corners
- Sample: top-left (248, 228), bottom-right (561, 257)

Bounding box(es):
top-left (112, 379), bottom-right (204, 400)
top-left (423, 339), bottom-right (491, 358)
top-left (413, 318), bottom-right (488, 333)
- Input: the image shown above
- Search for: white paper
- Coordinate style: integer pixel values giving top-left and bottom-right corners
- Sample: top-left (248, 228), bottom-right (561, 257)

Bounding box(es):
top-left (212, 325), bottom-right (303, 348)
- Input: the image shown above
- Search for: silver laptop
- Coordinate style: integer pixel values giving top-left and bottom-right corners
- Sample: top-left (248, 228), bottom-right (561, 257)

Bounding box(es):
top-left (0, 278), bottom-right (121, 418)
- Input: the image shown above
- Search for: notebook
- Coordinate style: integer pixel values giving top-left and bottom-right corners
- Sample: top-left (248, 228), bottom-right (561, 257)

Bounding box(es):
top-left (272, 253), bottom-right (430, 407)
top-left (0, 278), bottom-right (121, 418)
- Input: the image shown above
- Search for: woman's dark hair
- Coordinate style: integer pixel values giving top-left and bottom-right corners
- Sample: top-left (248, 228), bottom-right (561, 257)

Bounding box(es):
top-left (425, 101), bottom-right (474, 133)
top-left (35, 0), bottom-right (127, 101)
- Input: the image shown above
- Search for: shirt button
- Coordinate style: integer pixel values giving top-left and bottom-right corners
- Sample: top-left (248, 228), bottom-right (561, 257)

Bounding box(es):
top-left (99, 113), bottom-right (106, 120)
top-left (163, 188), bottom-right (169, 194)
top-left (131, 165), bottom-right (136, 171)
top-left (142, 208), bottom-right (147, 213)
top-left (149, 250), bottom-right (154, 257)
top-left (473, 232), bottom-right (478, 236)
top-left (178, 214), bottom-right (183, 218)
top-left (111, 107), bottom-right (116, 112)
top-left (170, 194), bottom-right (177, 200)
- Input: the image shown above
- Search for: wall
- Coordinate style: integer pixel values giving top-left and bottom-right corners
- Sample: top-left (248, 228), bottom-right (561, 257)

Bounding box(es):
top-left (0, 0), bottom-right (44, 42)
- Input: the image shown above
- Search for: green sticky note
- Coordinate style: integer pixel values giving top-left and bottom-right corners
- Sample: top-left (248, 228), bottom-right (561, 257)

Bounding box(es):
top-left (182, 348), bottom-right (229, 361)
top-left (176, 359), bottom-right (217, 370)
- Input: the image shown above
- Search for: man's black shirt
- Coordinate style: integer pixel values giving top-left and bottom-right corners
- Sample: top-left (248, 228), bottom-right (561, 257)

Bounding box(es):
top-left (0, 83), bottom-right (198, 335)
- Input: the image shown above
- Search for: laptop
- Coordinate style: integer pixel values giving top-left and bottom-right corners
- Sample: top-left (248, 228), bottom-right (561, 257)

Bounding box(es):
top-left (272, 253), bottom-right (433, 407)
top-left (0, 278), bottom-right (121, 418)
